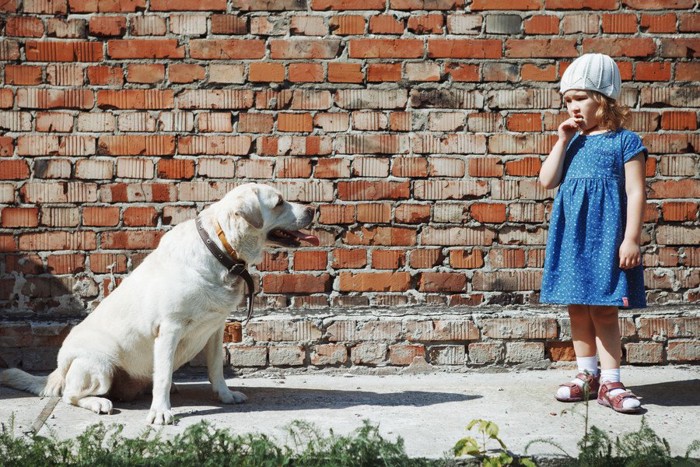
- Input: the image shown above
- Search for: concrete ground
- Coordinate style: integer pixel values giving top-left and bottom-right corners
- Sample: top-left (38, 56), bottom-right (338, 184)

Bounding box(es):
top-left (1, 366), bottom-right (698, 461)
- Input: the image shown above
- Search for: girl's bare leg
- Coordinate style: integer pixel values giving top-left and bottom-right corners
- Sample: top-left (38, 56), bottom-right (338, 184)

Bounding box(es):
top-left (590, 306), bottom-right (640, 410)
top-left (556, 305), bottom-right (599, 401)
top-left (589, 306), bottom-right (621, 370)
top-left (568, 304), bottom-right (597, 358)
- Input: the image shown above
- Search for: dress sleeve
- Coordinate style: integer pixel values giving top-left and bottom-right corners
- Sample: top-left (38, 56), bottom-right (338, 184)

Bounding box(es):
top-left (622, 130), bottom-right (648, 163)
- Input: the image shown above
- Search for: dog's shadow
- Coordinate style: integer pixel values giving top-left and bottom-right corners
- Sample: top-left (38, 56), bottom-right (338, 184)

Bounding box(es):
top-left (631, 379), bottom-right (700, 407)
top-left (120, 382), bottom-right (480, 419)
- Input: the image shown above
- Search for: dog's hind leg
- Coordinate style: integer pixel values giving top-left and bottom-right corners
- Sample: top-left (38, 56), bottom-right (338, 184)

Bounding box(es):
top-left (61, 357), bottom-right (114, 414)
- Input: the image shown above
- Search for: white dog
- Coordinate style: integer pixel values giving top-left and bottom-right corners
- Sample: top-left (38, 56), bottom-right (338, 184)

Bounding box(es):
top-left (1, 183), bottom-right (318, 424)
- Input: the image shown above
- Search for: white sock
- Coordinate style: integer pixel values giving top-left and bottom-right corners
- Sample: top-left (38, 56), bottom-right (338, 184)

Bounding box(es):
top-left (556, 356), bottom-right (598, 399)
top-left (600, 369), bottom-right (640, 410)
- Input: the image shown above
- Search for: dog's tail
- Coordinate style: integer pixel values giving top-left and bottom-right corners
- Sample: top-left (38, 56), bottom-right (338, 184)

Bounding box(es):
top-left (0, 368), bottom-right (64, 397)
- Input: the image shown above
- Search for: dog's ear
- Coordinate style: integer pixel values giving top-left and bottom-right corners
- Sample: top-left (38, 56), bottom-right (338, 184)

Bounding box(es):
top-left (234, 194), bottom-right (264, 229)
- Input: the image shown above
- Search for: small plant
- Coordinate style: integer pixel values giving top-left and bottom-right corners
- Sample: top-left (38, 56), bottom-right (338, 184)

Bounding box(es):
top-left (453, 419), bottom-right (536, 467)
top-left (0, 415), bottom-right (443, 467)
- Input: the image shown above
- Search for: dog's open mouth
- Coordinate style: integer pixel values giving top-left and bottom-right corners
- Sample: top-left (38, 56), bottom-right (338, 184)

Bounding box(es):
top-left (268, 229), bottom-right (320, 247)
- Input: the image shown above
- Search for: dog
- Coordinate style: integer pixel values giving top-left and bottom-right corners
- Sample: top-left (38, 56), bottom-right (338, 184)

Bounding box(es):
top-left (1, 183), bottom-right (318, 424)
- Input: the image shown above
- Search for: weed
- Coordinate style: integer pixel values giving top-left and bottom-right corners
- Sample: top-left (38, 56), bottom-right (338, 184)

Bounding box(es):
top-left (453, 419), bottom-right (536, 467)
top-left (0, 415), bottom-right (443, 467)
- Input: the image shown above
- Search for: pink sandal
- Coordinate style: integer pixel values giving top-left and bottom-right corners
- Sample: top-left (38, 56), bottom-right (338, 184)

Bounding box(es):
top-left (555, 372), bottom-right (600, 402)
top-left (597, 381), bottom-right (643, 414)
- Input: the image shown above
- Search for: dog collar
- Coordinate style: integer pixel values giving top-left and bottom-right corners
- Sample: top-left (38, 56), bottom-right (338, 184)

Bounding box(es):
top-left (195, 216), bottom-right (255, 323)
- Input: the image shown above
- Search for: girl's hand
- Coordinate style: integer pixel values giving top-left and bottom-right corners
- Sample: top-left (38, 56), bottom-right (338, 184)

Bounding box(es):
top-left (558, 116), bottom-right (584, 141)
top-left (619, 238), bottom-right (642, 269)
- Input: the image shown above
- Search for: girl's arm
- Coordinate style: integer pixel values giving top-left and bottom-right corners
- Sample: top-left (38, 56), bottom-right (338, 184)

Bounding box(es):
top-left (619, 152), bottom-right (646, 269)
top-left (539, 116), bottom-right (583, 189)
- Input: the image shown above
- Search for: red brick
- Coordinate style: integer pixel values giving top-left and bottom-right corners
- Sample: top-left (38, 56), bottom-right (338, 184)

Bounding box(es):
top-left (328, 63), bottom-right (364, 83)
top-left (88, 66), bottom-right (124, 85)
top-left (313, 0), bottom-right (385, 9)
top-left (89, 15), bottom-right (126, 36)
top-left (97, 90), bottom-right (173, 109)
top-left (369, 15), bottom-right (404, 35)
top-left (408, 14), bottom-right (444, 34)
top-left (0, 160), bottom-right (29, 179)
top-left (506, 39), bottom-right (578, 58)
top-left (469, 157), bottom-right (503, 177)
top-left (157, 159), bottom-right (195, 179)
top-left (470, 203), bottom-right (507, 223)
top-left (293, 251), bottom-right (327, 271)
top-left (388, 344), bottom-right (425, 366)
top-left (1, 207), bottom-right (39, 227)
top-left (505, 157), bottom-right (542, 176)
top-left (337, 181), bottom-right (410, 200)
top-left (6, 16), bottom-right (44, 37)
top-left (329, 15), bottom-right (365, 35)
top-left (150, 0), bottom-right (226, 10)
top-left (521, 63), bottom-right (557, 81)
top-left (25, 40), bottom-right (103, 62)
top-left (238, 114), bottom-right (274, 133)
top-left (263, 273), bottom-right (331, 293)
top-left (662, 202), bottom-right (698, 221)
top-left (507, 113), bottom-right (542, 131)
top-left (211, 15), bottom-right (248, 34)
top-left (449, 249), bottom-right (484, 269)
top-left (101, 230), bottom-right (163, 249)
top-left (98, 135), bottom-right (175, 155)
top-left (446, 62), bottom-right (480, 81)
top-left (350, 39), bottom-right (423, 58)
top-left (331, 249), bottom-right (367, 269)
top-left (356, 203), bottom-right (391, 222)
top-left (339, 271), bottom-right (411, 292)
top-left (429, 39), bottom-right (502, 59)
top-left (249, 62), bottom-right (285, 82)
top-left (108, 39), bottom-right (185, 59)
top-left (679, 12), bottom-right (700, 32)
top-left (371, 250), bottom-right (405, 269)
top-left (4, 65), bottom-right (42, 85)
top-left (270, 39), bottom-right (341, 59)
top-left (524, 15), bottom-right (559, 34)
top-left (641, 13), bottom-right (677, 33)
top-left (289, 63), bottom-right (324, 83)
top-left (635, 62), bottom-right (672, 81)
top-left (624, 0), bottom-right (694, 9)
top-left (47, 254), bottom-right (85, 274)
top-left (660, 111), bottom-right (697, 130)
top-left (125, 63), bottom-right (164, 84)
top-left (367, 63), bottom-right (402, 82)
top-left (168, 64), bottom-right (205, 84)
top-left (667, 340), bottom-right (700, 363)
top-left (123, 206), bottom-right (158, 227)
top-left (545, 0), bottom-right (616, 9)
top-left (582, 37), bottom-right (656, 57)
top-left (83, 206), bottom-right (120, 226)
top-left (69, 0), bottom-right (146, 12)
top-left (602, 13), bottom-right (638, 33)
top-left (278, 113), bottom-right (313, 132)
top-left (419, 272), bottom-right (466, 293)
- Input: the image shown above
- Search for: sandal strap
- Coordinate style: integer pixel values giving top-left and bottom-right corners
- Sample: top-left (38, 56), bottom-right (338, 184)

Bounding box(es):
top-left (601, 381), bottom-right (626, 393)
top-left (608, 390), bottom-right (640, 407)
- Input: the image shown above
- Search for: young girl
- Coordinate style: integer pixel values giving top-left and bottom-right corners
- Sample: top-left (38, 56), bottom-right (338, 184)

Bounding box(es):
top-left (539, 54), bottom-right (647, 414)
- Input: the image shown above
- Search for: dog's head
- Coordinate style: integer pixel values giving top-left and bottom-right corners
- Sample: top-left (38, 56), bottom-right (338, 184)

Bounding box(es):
top-left (215, 183), bottom-right (319, 263)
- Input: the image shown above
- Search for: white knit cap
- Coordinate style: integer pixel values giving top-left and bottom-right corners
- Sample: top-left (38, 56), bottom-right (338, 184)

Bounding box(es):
top-left (560, 53), bottom-right (621, 100)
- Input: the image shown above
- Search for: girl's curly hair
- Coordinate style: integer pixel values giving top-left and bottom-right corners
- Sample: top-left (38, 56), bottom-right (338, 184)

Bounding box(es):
top-left (589, 91), bottom-right (630, 131)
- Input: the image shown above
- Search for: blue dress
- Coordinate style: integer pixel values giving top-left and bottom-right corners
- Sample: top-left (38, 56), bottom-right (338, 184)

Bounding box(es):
top-left (541, 129), bottom-right (647, 309)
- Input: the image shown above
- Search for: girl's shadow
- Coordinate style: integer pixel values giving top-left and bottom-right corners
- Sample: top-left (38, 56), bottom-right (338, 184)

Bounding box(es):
top-left (632, 379), bottom-right (700, 407)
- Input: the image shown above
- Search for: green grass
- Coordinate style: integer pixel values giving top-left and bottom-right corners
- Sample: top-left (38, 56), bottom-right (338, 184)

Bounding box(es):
top-left (0, 418), bottom-right (443, 467)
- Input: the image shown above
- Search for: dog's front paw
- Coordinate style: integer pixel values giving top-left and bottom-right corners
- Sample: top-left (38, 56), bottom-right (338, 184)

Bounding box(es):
top-left (147, 407), bottom-right (174, 425)
top-left (219, 389), bottom-right (247, 404)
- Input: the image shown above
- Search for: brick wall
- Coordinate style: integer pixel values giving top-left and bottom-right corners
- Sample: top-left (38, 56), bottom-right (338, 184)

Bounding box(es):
top-left (1, 1), bottom-right (698, 370)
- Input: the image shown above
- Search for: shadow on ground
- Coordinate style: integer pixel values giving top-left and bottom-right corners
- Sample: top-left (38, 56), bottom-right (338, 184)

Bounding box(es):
top-left (631, 379), bottom-right (700, 407)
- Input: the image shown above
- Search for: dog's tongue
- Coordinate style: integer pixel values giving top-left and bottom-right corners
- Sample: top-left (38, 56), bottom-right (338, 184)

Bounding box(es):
top-left (291, 230), bottom-right (320, 246)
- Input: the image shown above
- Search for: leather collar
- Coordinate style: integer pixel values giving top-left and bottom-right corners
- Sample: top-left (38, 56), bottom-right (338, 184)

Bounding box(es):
top-left (195, 216), bottom-right (255, 323)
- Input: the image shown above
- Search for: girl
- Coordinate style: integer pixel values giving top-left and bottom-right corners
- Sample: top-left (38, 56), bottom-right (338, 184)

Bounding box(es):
top-left (539, 54), bottom-right (647, 414)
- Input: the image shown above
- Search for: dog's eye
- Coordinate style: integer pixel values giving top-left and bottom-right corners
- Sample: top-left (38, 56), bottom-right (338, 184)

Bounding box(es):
top-left (275, 198), bottom-right (284, 207)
